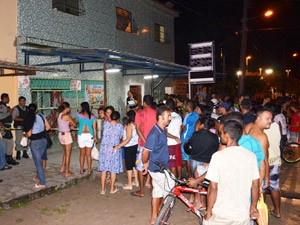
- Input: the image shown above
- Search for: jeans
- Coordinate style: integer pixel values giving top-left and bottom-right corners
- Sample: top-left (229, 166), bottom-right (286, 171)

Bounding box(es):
top-left (0, 139), bottom-right (6, 169)
top-left (30, 138), bottom-right (47, 185)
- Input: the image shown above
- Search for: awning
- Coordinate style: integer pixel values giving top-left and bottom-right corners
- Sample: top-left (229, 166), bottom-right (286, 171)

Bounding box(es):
top-left (22, 48), bottom-right (189, 76)
top-left (0, 60), bottom-right (66, 76)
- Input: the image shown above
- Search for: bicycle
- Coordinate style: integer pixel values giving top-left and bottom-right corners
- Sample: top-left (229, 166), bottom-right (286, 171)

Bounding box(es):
top-left (154, 162), bottom-right (208, 225)
top-left (281, 141), bottom-right (300, 163)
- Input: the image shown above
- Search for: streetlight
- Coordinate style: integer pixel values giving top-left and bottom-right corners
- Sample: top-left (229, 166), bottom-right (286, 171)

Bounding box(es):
top-left (286, 69), bottom-right (291, 77)
top-left (236, 70), bottom-right (242, 77)
top-left (264, 10), bottom-right (274, 17)
top-left (259, 68), bottom-right (262, 75)
top-left (293, 53), bottom-right (298, 57)
top-left (246, 55), bottom-right (252, 74)
top-left (265, 68), bottom-right (273, 75)
top-left (238, 3), bottom-right (274, 95)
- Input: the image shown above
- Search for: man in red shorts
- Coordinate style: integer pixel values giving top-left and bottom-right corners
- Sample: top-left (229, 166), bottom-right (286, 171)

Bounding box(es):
top-left (165, 99), bottom-right (182, 178)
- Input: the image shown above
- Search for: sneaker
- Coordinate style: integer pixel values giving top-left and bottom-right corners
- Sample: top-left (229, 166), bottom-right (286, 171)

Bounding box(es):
top-left (123, 184), bottom-right (133, 190)
top-left (0, 165), bottom-right (12, 170)
top-left (16, 151), bottom-right (21, 160)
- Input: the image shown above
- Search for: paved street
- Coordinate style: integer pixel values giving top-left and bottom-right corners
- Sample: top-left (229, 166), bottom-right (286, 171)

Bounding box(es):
top-left (0, 142), bottom-right (299, 224)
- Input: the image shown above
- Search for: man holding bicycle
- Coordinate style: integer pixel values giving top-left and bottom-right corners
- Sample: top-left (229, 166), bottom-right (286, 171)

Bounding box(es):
top-left (142, 106), bottom-right (175, 225)
top-left (204, 120), bottom-right (260, 225)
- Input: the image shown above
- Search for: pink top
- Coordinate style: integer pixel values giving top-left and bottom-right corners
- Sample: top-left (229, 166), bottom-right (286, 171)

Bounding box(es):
top-left (58, 113), bottom-right (70, 132)
top-left (135, 107), bottom-right (157, 146)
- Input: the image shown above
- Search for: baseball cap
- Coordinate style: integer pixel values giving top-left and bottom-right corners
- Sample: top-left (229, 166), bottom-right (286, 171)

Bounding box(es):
top-left (217, 102), bottom-right (231, 111)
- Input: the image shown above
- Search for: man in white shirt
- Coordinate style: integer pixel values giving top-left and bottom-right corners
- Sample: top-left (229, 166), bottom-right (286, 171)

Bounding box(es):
top-left (165, 99), bottom-right (182, 178)
top-left (204, 120), bottom-right (260, 225)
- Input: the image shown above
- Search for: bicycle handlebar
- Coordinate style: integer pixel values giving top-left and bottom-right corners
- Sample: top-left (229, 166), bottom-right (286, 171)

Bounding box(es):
top-left (153, 161), bottom-right (210, 188)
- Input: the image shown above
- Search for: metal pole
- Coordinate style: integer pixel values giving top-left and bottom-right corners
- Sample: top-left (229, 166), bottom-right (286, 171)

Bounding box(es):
top-left (103, 59), bottom-right (107, 106)
top-left (238, 0), bottom-right (249, 96)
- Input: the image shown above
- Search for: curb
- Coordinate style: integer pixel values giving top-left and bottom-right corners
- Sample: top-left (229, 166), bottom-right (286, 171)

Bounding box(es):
top-left (0, 173), bottom-right (94, 210)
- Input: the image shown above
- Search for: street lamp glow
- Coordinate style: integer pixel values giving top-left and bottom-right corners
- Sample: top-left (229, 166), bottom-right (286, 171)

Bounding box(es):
top-left (293, 53), bottom-right (298, 57)
top-left (246, 56), bottom-right (252, 60)
top-left (265, 68), bottom-right (273, 75)
top-left (264, 10), bottom-right (274, 17)
top-left (236, 70), bottom-right (242, 76)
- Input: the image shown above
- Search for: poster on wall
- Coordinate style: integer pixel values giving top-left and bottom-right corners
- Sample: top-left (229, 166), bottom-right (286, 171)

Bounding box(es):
top-left (85, 84), bottom-right (104, 105)
top-left (18, 76), bottom-right (30, 88)
top-left (70, 80), bottom-right (81, 91)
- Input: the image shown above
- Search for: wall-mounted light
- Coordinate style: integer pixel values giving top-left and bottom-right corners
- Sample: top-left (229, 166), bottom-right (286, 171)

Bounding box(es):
top-left (141, 27), bottom-right (149, 33)
top-left (143, 75), bottom-right (159, 80)
top-left (106, 68), bottom-right (121, 73)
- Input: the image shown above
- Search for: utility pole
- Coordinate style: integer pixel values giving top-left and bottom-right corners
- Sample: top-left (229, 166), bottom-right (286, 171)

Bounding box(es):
top-left (238, 0), bottom-right (249, 96)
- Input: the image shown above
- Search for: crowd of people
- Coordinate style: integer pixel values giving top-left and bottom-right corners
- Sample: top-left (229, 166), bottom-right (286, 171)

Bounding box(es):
top-left (0, 90), bottom-right (299, 225)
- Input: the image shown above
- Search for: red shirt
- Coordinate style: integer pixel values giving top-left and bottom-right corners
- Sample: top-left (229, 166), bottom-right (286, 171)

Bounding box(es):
top-left (135, 107), bottom-right (156, 146)
top-left (290, 111), bottom-right (300, 132)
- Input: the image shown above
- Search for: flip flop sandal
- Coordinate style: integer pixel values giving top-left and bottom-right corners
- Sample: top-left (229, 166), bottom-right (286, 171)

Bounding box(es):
top-left (270, 210), bottom-right (281, 218)
top-left (110, 187), bottom-right (119, 194)
top-left (130, 191), bottom-right (144, 197)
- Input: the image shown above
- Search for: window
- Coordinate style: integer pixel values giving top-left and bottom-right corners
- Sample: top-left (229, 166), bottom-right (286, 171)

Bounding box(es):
top-left (52, 0), bottom-right (82, 16)
top-left (154, 23), bottom-right (166, 43)
top-left (116, 7), bottom-right (133, 33)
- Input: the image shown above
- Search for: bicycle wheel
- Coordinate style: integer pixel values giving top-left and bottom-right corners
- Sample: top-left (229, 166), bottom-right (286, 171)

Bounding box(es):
top-left (281, 142), bottom-right (300, 163)
top-left (154, 195), bottom-right (176, 225)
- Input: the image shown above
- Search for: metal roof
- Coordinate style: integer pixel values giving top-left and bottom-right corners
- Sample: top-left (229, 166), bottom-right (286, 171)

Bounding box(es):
top-left (0, 60), bottom-right (66, 76)
top-left (22, 48), bottom-right (189, 76)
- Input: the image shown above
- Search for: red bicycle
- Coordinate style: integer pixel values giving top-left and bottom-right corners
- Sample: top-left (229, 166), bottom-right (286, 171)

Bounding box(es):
top-left (154, 162), bottom-right (209, 225)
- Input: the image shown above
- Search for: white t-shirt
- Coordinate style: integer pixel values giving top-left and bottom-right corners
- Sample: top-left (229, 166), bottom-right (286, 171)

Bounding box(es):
top-left (264, 122), bottom-right (281, 166)
top-left (167, 112), bottom-right (182, 146)
top-left (274, 113), bottom-right (287, 135)
top-left (205, 146), bottom-right (259, 221)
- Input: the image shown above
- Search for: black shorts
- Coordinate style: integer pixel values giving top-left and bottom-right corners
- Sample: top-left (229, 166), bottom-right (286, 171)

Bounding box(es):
top-left (124, 144), bottom-right (138, 170)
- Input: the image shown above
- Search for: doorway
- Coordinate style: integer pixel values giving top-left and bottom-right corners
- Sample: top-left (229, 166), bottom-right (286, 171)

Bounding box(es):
top-left (129, 85), bottom-right (142, 107)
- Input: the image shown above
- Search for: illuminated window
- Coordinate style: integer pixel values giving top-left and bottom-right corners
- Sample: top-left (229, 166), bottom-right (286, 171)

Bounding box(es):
top-left (154, 23), bottom-right (166, 43)
top-left (52, 0), bottom-right (81, 16)
top-left (116, 7), bottom-right (133, 33)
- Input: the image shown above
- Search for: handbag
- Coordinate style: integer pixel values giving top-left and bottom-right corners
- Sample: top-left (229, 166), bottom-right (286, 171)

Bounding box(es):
top-left (39, 114), bottom-right (52, 149)
top-left (45, 132), bottom-right (53, 149)
top-left (91, 144), bottom-right (99, 161)
top-left (256, 193), bottom-right (269, 225)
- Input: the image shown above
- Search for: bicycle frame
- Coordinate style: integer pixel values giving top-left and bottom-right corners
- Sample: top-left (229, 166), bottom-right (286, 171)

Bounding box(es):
top-left (170, 185), bottom-right (204, 218)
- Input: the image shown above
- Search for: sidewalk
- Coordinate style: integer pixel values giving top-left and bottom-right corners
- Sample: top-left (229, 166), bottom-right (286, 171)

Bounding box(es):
top-left (0, 143), bottom-right (99, 209)
top-left (0, 143), bottom-right (299, 209)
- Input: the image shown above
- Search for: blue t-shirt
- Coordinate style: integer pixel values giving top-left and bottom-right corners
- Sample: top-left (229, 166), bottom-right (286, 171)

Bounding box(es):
top-left (181, 111), bottom-right (199, 141)
top-left (238, 134), bottom-right (265, 169)
top-left (145, 124), bottom-right (169, 172)
top-left (76, 113), bottom-right (96, 135)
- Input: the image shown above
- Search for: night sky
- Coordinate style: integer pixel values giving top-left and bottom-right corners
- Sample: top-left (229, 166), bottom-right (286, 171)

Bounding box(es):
top-left (159, 0), bottom-right (300, 77)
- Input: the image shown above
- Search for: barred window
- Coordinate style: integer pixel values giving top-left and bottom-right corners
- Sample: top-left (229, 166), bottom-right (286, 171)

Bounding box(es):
top-left (154, 23), bottom-right (166, 43)
top-left (116, 7), bottom-right (132, 33)
top-left (52, 0), bottom-right (80, 16)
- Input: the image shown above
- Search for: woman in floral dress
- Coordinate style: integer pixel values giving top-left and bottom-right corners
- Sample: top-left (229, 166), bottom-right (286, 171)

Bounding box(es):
top-left (98, 111), bottom-right (123, 194)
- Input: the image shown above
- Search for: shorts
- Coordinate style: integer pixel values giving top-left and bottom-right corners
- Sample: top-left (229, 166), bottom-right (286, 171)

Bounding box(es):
top-left (149, 171), bottom-right (175, 198)
top-left (135, 145), bottom-right (144, 171)
top-left (289, 132), bottom-right (299, 143)
top-left (58, 132), bottom-right (73, 145)
top-left (263, 164), bottom-right (281, 192)
top-left (168, 144), bottom-right (182, 168)
top-left (124, 144), bottom-right (138, 170)
top-left (181, 142), bottom-right (189, 161)
top-left (78, 133), bottom-right (94, 148)
top-left (203, 214), bottom-right (250, 225)
top-left (190, 159), bottom-right (207, 177)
